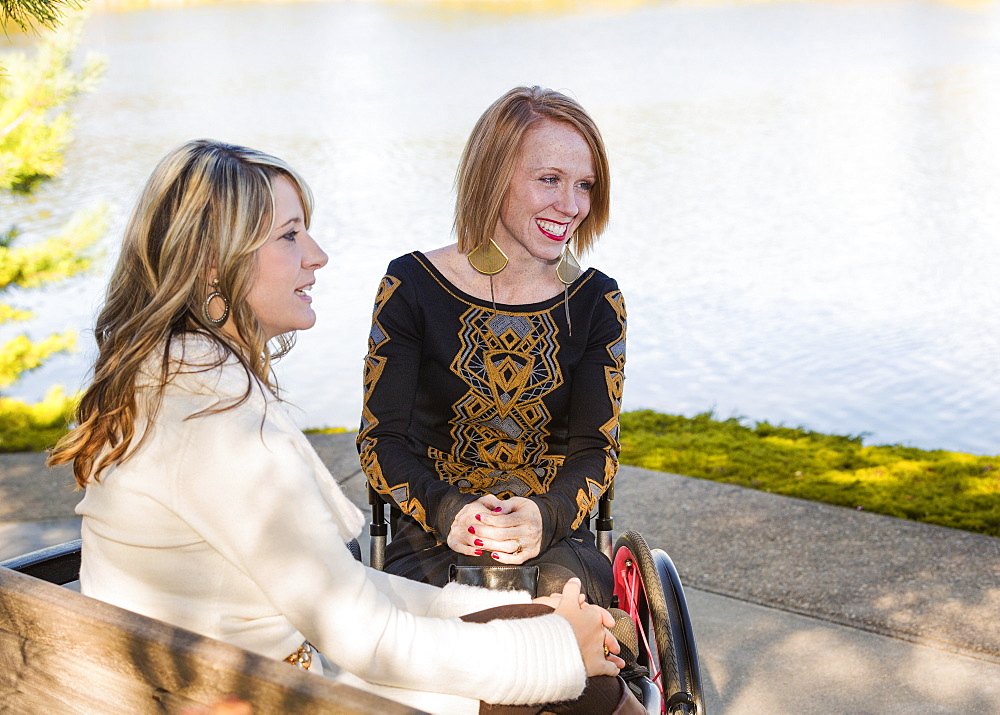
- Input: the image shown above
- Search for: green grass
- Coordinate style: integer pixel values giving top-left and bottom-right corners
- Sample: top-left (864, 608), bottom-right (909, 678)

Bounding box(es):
top-left (0, 401), bottom-right (354, 452)
top-left (4, 398), bottom-right (996, 538)
top-left (619, 409), bottom-right (1000, 538)
top-left (0, 387), bottom-right (77, 453)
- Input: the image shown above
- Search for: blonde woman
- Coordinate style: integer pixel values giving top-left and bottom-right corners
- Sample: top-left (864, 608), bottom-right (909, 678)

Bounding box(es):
top-left (49, 140), bottom-right (641, 714)
top-left (359, 87), bottom-right (625, 609)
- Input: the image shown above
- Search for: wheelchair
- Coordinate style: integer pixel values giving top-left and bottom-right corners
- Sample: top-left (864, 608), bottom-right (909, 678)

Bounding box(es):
top-left (368, 484), bottom-right (706, 715)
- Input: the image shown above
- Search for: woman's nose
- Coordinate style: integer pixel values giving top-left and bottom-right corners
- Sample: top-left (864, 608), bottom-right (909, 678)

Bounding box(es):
top-left (304, 233), bottom-right (329, 269)
top-left (554, 185), bottom-right (580, 217)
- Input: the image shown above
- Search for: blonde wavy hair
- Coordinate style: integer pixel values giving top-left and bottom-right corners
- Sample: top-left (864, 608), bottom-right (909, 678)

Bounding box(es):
top-left (48, 139), bottom-right (314, 487)
top-left (454, 86), bottom-right (611, 257)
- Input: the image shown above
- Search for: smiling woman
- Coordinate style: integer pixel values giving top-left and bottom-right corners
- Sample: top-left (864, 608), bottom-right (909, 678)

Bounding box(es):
top-left (357, 86), bottom-right (625, 610)
top-left (493, 119), bottom-right (595, 298)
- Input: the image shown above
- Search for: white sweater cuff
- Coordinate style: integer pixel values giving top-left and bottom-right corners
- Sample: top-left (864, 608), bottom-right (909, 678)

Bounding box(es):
top-left (477, 612), bottom-right (586, 706)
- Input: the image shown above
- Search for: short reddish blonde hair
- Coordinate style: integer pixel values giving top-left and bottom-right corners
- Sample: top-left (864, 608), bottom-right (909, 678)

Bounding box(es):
top-left (454, 86), bottom-right (610, 256)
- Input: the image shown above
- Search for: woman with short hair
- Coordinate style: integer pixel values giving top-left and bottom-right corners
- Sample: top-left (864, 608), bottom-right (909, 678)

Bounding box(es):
top-left (359, 86), bottom-right (626, 608)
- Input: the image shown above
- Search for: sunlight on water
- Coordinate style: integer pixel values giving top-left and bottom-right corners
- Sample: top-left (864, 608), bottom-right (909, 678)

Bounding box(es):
top-left (2, 0), bottom-right (999, 454)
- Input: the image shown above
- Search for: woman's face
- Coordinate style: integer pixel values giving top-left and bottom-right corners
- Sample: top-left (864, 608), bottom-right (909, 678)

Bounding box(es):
top-left (494, 119), bottom-right (595, 264)
top-left (244, 175), bottom-right (328, 340)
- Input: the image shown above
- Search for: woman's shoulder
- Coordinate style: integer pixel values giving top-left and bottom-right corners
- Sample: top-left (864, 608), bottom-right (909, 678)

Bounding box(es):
top-left (142, 332), bottom-right (261, 403)
top-left (379, 248), bottom-right (471, 304)
top-left (383, 250), bottom-right (425, 276)
top-left (378, 251), bottom-right (429, 293)
top-left (384, 247), bottom-right (456, 280)
top-left (576, 267), bottom-right (621, 297)
top-left (167, 331), bottom-right (232, 363)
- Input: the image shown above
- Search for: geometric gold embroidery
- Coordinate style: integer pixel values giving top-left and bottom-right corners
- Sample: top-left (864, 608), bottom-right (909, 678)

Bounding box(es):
top-left (359, 276), bottom-right (412, 514)
top-left (362, 274), bottom-right (628, 539)
top-left (433, 307), bottom-right (563, 499)
top-left (570, 290), bottom-right (626, 530)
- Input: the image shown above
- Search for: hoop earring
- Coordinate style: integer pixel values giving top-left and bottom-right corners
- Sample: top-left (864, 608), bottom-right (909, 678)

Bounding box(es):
top-left (556, 243), bottom-right (582, 337)
top-left (467, 239), bottom-right (508, 313)
top-left (203, 279), bottom-right (230, 327)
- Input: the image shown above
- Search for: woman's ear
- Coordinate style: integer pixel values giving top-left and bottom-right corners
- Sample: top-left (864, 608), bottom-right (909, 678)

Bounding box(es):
top-left (202, 260), bottom-right (219, 286)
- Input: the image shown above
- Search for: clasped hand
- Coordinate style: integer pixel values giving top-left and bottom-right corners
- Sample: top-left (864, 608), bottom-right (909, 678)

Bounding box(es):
top-left (447, 494), bottom-right (542, 564)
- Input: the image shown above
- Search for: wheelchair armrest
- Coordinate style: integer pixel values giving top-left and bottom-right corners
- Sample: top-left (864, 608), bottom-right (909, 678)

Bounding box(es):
top-left (0, 539), bottom-right (82, 585)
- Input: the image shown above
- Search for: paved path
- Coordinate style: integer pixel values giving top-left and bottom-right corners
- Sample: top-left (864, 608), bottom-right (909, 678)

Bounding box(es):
top-left (2, 433), bottom-right (998, 713)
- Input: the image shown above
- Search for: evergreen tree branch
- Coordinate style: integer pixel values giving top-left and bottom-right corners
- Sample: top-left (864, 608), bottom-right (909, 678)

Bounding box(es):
top-left (0, 304), bottom-right (33, 323)
top-left (1, 0), bottom-right (82, 32)
top-left (0, 13), bottom-right (106, 192)
top-left (0, 203), bottom-right (107, 290)
top-left (0, 330), bottom-right (76, 389)
top-left (0, 9), bottom-right (105, 402)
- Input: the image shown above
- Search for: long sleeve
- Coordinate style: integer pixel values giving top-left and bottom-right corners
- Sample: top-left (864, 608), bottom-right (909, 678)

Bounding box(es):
top-left (534, 286), bottom-right (627, 547)
top-left (358, 262), bottom-right (478, 541)
top-left (175, 409), bottom-right (583, 704)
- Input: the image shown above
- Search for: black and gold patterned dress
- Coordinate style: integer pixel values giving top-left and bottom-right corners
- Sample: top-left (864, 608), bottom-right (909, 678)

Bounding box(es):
top-left (358, 252), bottom-right (626, 605)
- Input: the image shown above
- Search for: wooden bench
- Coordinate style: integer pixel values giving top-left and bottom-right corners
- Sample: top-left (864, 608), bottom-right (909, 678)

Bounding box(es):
top-left (0, 542), bottom-right (421, 713)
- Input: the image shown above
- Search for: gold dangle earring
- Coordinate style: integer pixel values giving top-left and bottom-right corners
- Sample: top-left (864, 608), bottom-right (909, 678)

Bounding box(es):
top-left (556, 242), bottom-right (582, 286)
top-left (203, 278), bottom-right (230, 327)
top-left (556, 241), bottom-right (582, 336)
top-left (467, 239), bottom-right (508, 313)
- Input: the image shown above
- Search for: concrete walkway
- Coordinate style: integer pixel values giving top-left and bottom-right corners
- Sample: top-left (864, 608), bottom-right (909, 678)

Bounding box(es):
top-left (2, 433), bottom-right (998, 713)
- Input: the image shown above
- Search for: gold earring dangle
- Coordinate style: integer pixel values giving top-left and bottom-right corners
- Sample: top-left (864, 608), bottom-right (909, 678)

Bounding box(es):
top-left (556, 243), bottom-right (582, 285)
top-left (467, 239), bottom-right (508, 313)
top-left (556, 242), bottom-right (582, 336)
top-left (203, 278), bottom-right (230, 327)
top-left (467, 239), bottom-right (508, 275)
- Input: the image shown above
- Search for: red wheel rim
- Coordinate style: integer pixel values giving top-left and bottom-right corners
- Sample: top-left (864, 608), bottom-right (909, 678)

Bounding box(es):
top-left (613, 544), bottom-right (664, 707)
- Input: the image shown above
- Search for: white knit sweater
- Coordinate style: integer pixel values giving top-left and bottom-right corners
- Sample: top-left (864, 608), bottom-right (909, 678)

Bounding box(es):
top-left (76, 334), bottom-right (585, 714)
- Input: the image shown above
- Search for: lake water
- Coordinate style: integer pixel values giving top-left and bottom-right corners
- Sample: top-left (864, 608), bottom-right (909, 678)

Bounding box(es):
top-left (2, 0), bottom-right (999, 455)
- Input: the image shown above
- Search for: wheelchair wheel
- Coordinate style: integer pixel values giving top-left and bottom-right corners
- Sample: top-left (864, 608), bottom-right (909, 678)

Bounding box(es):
top-left (613, 530), bottom-right (705, 714)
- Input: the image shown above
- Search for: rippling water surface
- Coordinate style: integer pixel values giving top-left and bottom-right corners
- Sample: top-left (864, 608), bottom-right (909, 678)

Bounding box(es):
top-left (3, 0), bottom-right (999, 454)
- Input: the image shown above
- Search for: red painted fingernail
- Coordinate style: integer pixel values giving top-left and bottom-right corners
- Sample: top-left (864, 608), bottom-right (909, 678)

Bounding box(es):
top-left (493, 507), bottom-right (502, 512)
top-left (474, 549), bottom-right (483, 556)
top-left (475, 514), bottom-right (482, 521)
top-left (474, 539), bottom-right (484, 547)
top-left (491, 552), bottom-right (500, 560)
top-left (468, 526), bottom-right (476, 534)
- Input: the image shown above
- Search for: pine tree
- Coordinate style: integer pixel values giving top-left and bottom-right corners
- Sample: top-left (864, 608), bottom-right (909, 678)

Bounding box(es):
top-left (0, 13), bottom-right (106, 450)
top-left (2, 0), bottom-right (79, 32)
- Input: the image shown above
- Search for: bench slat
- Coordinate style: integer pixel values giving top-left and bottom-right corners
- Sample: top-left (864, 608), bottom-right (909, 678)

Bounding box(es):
top-left (0, 566), bottom-right (423, 714)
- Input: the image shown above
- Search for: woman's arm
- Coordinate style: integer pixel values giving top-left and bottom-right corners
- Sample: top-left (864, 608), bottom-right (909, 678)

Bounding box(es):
top-left (534, 285), bottom-right (627, 550)
top-left (173, 394), bottom-right (587, 705)
top-left (357, 263), bottom-right (479, 542)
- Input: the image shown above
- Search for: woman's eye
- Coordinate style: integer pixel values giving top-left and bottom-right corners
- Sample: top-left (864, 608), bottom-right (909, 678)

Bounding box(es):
top-left (281, 230), bottom-right (299, 241)
top-left (539, 176), bottom-right (558, 185)
top-left (577, 181), bottom-right (593, 192)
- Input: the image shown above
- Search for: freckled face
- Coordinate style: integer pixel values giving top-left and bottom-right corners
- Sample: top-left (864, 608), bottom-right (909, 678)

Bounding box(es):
top-left (245, 175), bottom-right (328, 340)
top-left (494, 119), bottom-right (595, 263)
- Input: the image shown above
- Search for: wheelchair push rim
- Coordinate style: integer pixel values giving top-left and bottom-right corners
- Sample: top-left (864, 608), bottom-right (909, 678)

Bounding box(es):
top-left (612, 529), bottom-right (704, 715)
